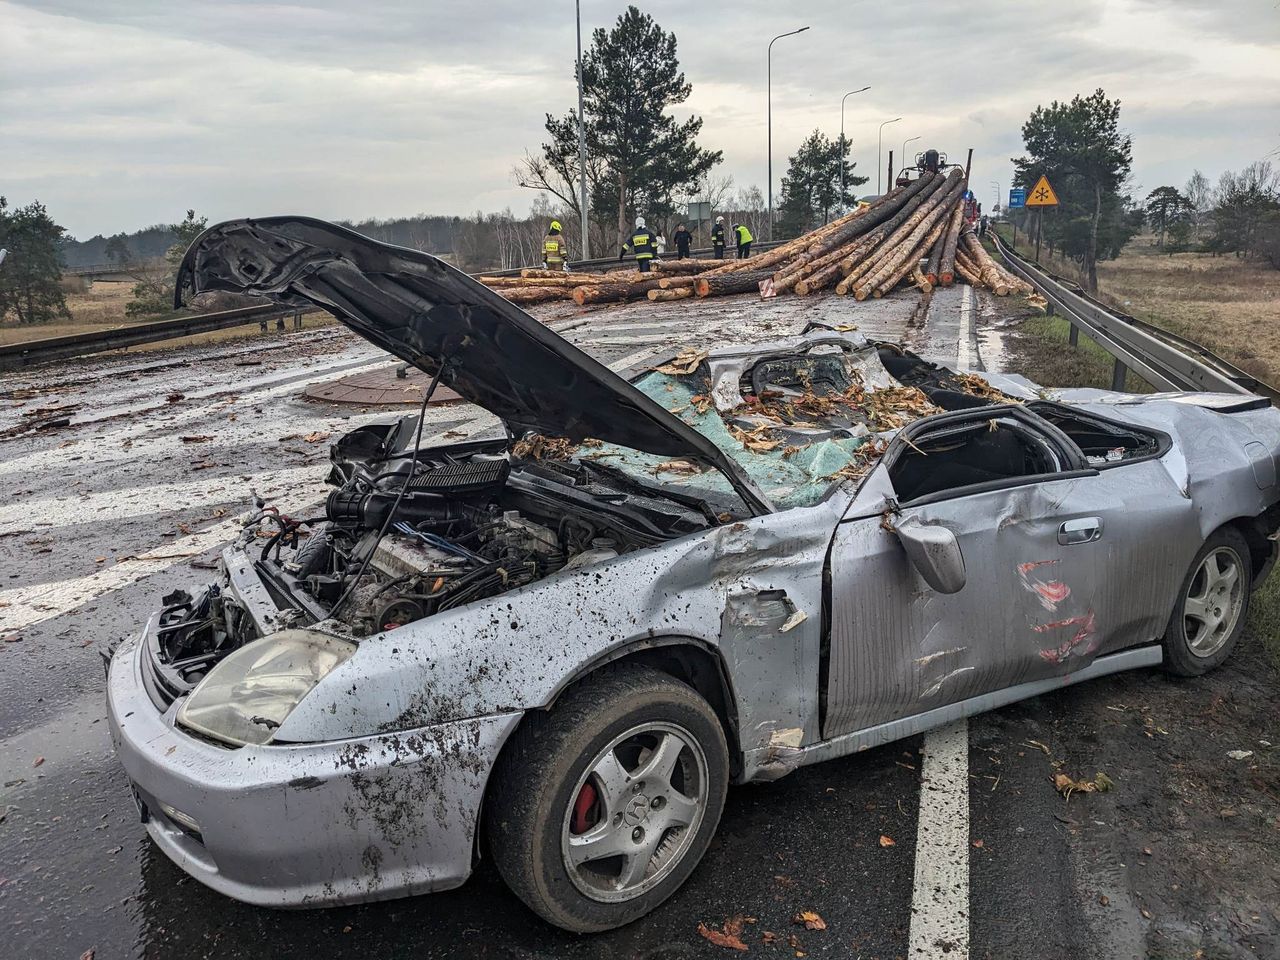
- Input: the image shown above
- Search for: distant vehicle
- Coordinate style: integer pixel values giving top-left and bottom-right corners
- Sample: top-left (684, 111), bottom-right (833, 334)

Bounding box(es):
top-left (107, 217), bottom-right (1280, 932)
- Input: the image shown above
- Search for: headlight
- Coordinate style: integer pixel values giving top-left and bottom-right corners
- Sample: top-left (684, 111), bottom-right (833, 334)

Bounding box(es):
top-left (176, 629), bottom-right (355, 746)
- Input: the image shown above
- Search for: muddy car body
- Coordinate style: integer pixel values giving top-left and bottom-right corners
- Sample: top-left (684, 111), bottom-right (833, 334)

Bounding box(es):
top-left (106, 218), bottom-right (1280, 931)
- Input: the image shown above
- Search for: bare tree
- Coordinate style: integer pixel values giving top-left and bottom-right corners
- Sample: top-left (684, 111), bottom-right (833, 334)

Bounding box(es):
top-left (1184, 169), bottom-right (1213, 239)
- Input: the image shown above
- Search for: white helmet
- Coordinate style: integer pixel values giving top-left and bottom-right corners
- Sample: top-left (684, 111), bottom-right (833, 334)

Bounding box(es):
top-left (716, 215), bottom-right (724, 223)
top-left (635, 216), bottom-right (645, 228)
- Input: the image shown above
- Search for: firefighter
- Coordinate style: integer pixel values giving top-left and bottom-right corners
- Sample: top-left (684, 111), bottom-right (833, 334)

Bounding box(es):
top-left (542, 220), bottom-right (567, 271)
top-left (733, 222), bottom-right (753, 259)
top-left (619, 216), bottom-right (657, 273)
top-left (711, 216), bottom-right (726, 259)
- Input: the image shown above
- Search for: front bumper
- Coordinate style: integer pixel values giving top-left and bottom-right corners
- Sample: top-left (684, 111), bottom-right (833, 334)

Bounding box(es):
top-left (106, 624), bottom-right (521, 908)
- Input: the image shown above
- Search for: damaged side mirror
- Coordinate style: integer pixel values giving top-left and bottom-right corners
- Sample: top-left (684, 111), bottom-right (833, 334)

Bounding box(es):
top-left (894, 516), bottom-right (966, 594)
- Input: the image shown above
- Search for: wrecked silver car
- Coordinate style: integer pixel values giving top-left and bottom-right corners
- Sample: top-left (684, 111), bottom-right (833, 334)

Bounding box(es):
top-left (106, 218), bottom-right (1280, 932)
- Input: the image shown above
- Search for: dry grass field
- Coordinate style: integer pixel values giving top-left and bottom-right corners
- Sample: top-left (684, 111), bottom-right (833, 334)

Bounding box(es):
top-left (1095, 244), bottom-right (1280, 384)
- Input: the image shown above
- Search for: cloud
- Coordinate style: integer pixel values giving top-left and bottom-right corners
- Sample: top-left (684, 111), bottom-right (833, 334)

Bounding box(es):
top-left (2, 0), bottom-right (1278, 237)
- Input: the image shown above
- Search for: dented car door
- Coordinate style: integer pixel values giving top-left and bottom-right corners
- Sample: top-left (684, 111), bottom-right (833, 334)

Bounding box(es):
top-left (822, 407), bottom-right (1197, 741)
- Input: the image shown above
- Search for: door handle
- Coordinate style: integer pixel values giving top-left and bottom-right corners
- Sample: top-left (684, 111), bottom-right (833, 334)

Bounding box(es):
top-left (1058, 516), bottom-right (1102, 545)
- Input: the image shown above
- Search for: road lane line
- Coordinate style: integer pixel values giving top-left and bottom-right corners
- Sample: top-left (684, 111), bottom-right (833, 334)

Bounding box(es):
top-left (0, 467), bottom-right (318, 530)
top-left (908, 719), bottom-right (970, 959)
top-left (0, 349), bottom-right (658, 635)
top-left (957, 286), bottom-right (974, 370)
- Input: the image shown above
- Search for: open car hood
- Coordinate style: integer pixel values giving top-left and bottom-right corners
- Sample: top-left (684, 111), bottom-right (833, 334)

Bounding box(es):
top-left (175, 217), bottom-right (772, 514)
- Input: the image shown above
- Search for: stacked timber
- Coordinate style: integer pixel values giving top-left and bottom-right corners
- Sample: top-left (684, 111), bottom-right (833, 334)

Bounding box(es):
top-left (473, 165), bottom-right (1037, 308)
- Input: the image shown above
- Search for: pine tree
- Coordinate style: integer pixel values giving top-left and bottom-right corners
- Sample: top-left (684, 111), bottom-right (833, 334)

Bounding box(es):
top-left (776, 131), bottom-right (867, 238)
top-left (0, 197), bottom-right (72, 325)
top-left (518, 6), bottom-right (721, 246)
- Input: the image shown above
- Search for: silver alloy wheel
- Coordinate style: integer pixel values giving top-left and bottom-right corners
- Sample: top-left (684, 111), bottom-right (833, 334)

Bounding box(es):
top-left (560, 720), bottom-right (709, 903)
top-left (1183, 546), bottom-right (1244, 658)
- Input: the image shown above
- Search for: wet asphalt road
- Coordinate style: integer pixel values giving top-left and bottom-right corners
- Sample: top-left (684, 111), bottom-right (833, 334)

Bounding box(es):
top-left (2, 289), bottom-right (1277, 959)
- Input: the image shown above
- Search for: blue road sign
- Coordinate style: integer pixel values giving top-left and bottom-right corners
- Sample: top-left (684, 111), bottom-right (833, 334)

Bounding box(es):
top-left (1008, 188), bottom-right (1027, 209)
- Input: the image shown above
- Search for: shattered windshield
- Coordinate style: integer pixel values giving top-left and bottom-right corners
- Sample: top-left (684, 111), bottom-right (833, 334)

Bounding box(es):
top-left (513, 341), bottom-right (1018, 511)
top-left (578, 354), bottom-right (939, 509)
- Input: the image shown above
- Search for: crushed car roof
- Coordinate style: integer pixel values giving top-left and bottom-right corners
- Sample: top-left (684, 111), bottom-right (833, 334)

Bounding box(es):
top-left (173, 217), bottom-right (772, 513)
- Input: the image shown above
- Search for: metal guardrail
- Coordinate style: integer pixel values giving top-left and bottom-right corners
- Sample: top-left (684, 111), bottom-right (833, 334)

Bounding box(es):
top-left (14, 244), bottom-right (789, 370)
top-left (990, 232), bottom-right (1279, 401)
top-left (0, 303), bottom-right (315, 372)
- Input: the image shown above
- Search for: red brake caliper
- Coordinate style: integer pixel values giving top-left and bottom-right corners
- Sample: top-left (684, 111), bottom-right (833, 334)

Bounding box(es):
top-left (571, 780), bottom-right (599, 834)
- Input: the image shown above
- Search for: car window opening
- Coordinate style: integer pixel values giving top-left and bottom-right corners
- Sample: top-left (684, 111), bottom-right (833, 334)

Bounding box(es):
top-left (1027, 403), bottom-right (1165, 465)
top-left (889, 419), bottom-right (1060, 502)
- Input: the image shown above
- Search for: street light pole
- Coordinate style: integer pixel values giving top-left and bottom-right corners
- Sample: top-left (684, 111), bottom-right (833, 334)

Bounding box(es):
top-left (900, 136), bottom-right (921, 174)
top-left (838, 85), bottom-right (871, 216)
top-left (575, 0), bottom-right (590, 261)
top-left (876, 117), bottom-right (901, 194)
top-left (767, 25), bottom-right (809, 240)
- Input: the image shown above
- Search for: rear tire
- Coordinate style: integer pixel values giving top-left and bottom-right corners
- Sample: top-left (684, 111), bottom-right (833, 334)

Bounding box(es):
top-left (1161, 526), bottom-right (1252, 676)
top-left (487, 665), bottom-right (729, 932)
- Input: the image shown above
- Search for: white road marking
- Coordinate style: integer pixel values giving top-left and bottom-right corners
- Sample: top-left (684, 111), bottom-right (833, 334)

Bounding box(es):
top-left (581, 335), bottom-right (677, 347)
top-left (0, 349), bottom-right (658, 635)
top-left (908, 719), bottom-right (971, 959)
top-left (957, 285), bottom-right (974, 371)
top-left (0, 467), bottom-right (319, 530)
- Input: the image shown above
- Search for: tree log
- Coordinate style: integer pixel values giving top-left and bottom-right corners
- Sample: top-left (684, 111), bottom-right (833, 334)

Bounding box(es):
top-left (953, 257), bottom-right (982, 286)
top-left (960, 229), bottom-right (1011, 295)
top-left (834, 233), bottom-right (891, 294)
top-left (572, 279), bottom-right (662, 305)
top-left (805, 173), bottom-right (937, 258)
top-left (520, 267), bottom-right (578, 280)
top-left (647, 287), bottom-right (695, 301)
top-left (656, 276), bottom-right (698, 290)
top-left (780, 237), bottom-right (867, 294)
top-left (651, 258), bottom-right (735, 273)
top-left (499, 287), bottom-right (574, 305)
top-left (925, 229), bottom-right (945, 285)
top-left (874, 220), bottom-right (948, 298)
top-left (855, 175), bottom-right (966, 299)
top-left (938, 202), bottom-right (965, 286)
top-left (694, 269), bottom-right (776, 298)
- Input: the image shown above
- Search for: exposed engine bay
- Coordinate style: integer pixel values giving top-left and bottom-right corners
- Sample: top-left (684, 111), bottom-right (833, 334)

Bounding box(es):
top-left (147, 417), bottom-right (724, 703)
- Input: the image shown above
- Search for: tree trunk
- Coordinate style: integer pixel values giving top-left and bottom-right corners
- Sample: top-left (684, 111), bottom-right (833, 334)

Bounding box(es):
top-left (499, 287), bottom-right (574, 305)
top-left (656, 276), bottom-right (697, 289)
top-left (854, 175), bottom-right (965, 299)
top-left (572, 279), bottom-right (662, 305)
top-left (652, 258), bottom-right (734, 274)
top-left (647, 287), bottom-right (694, 302)
top-left (938, 203), bottom-right (965, 286)
top-left (694, 269), bottom-right (775, 297)
top-left (1085, 180), bottom-right (1101, 293)
top-left (925, 230), bottom-right (945, 285)
top-left (617, 171), bottom-right (628, 249)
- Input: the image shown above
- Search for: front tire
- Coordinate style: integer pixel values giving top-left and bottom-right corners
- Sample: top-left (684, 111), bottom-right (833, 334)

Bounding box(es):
top-left (487, 665), bottom-right (729, 932)
top-left (1161, 526), bottom-right (1252, 676)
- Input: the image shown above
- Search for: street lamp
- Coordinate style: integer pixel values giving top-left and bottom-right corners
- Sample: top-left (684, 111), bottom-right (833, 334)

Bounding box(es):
top-left (575, 1), bottom-right (590, 260)
top-left (900, 136), bottom-right (921, 174)
top-left (838, 85), bottom-right (871, 216)
top-left (876, 117), bottom-right (901, 194)
top-left (767, 25), bottom-right (809, 240)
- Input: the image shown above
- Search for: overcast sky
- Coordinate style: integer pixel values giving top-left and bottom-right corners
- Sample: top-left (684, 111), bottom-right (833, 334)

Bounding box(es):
top-left (4, 0), bottom-right (1279, 240)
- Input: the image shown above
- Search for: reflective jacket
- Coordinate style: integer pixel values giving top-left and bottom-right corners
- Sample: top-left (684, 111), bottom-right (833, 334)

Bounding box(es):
top-left (543, 233), bottom-right (566, 265)
top-left (711, 223), bottom-right (725, 246)
top-left (623, 228), bottom-right (657, 261)
top-left (734, 224), bottom-right (754, 245)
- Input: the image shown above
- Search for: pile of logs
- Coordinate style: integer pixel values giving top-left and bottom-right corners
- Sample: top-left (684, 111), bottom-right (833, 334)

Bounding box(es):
top-left (475, 170), bottom-right (1031, 307)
